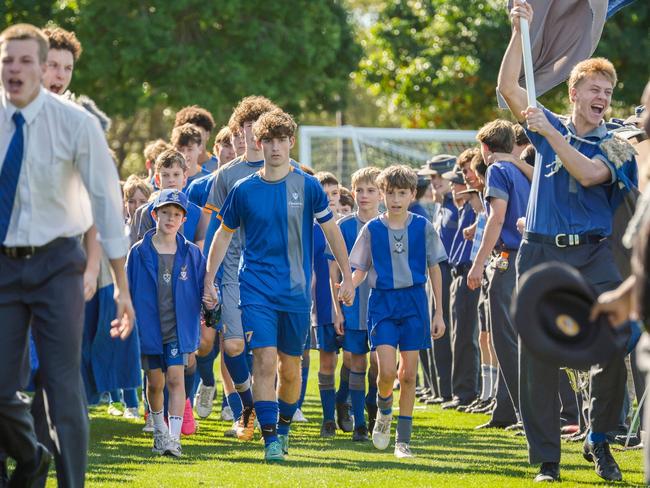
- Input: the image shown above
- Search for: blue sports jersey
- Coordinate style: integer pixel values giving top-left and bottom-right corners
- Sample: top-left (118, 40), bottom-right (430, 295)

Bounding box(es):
top-left (219, 167), bottom-right (333, 313)
top-left (202, 155), bottom-right (218, 173)
top-left (186, 172), bottom-right (216, 208)
top-left (408, 201), bottom-right (430, 221)
top-left (434, 193), bottom-right (459, 256)
top-left (330, 213), bottom-right (372, 331)
top-left (449, 202), bottom-right (475, 267)
top-left (313, 223), bottom-right (334, 326)
top-left (523, 107), bottom-right (637, 236)
top-left (484, 161), bottom-right (530, 250)
top-left (183, 166), bottom-right (211, 194)
top-left (350, 212), bottom-right (447, 290)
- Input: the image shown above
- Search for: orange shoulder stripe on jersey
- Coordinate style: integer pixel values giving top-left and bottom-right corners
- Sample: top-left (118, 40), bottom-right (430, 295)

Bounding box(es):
top-left (221, 222), bottom-right (235, 233)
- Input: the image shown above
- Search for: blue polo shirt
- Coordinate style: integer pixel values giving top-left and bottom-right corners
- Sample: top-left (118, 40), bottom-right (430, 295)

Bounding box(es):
top-left (183, 166), bottom-right (211, 194)
top-left (449, 202), bottom-right (475, 267)
top-left (434, 193), bottom-right (459, 256)
top-left (219, 167), bottom-right (333, 313)
top-left (313, 223), bottom-right (334, 326)
top-left (485, 161), bottom-right (530, 250)
top-left (186, 172), bottom-right (216, 208)
top-left (523, 108), bottom-right (637, 236)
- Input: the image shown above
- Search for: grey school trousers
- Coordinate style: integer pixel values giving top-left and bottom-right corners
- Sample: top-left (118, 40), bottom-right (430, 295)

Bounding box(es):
top-left (517, 238), bottom-right (627, 464)
top-left (0, 237), bottom-right (88, 488)
top-left (431, 261), bottom-right (453, 399)
top-left (449, 264), bottom-right (480, 403)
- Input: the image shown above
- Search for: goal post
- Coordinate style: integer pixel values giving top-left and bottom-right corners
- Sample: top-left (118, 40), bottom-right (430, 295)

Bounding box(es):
top-left (298, 125), bottom-right (478, 185)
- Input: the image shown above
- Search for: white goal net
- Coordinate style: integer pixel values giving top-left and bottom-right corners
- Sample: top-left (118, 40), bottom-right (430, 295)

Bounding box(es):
top-left (298, 125), bottom-right (478, 186)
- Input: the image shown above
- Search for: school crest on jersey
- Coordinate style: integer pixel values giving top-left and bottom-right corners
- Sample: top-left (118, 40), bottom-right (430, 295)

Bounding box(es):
top-left (289, 191), bottom-right (302, 208)
top-left (393, 234), bottom-right (405, 254)
top-left (180, 265), bottom-right (188, 281)
top-left (163, 271), bottom-right (171, 284)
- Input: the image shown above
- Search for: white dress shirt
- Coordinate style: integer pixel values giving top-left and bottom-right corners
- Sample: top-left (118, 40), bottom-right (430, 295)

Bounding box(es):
top-left (0, 87), bottom-right (128, 259)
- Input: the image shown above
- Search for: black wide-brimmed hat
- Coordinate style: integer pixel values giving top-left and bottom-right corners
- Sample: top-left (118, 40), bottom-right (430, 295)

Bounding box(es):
top-left (512, 261), bottom-right (630, 370)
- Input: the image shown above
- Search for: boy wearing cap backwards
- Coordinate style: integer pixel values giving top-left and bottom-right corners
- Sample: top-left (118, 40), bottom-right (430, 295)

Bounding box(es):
top-left (499, 1), bottom-right (637, 482)
top-left (348, 164), bottom-right (447, 458)
top-left (127, 189), bottom-right (206, 457)
top-left (328, 167), bottom-right (383, 440)
top-left (468, 120), bottom-right (530, 431)
top-left (204, 110), bottom-right (354, 462)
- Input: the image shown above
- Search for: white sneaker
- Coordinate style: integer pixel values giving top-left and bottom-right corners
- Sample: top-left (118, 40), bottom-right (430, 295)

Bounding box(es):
top-left (164, 437), bottom-right (182, 458)
top-left (152, 430), bottom-right (169, 455)
top-left (394, 442), bottom-right (414, 458)
top-left (221, 405), bottom-right (234, 422)
top-left (107, 403), bottom-right (124, 417)
top-left (123, 407), bottom-right (140, 419)
top-left (372, 411), bottom-right (392, 450)
top-left (224, 421), bottom-right (238, 438)
top-left (142, 414), bottom-right (154, 433)
top-left (195, 384), bottom-right (216, 419)
top-left (292, 408), bottom-right (308, 423)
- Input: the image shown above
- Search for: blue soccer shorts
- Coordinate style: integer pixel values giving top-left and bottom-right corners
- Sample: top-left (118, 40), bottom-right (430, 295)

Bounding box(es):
top-left (342, 329), bottom-right (370, 355)
top-left (141, 341), bottom-right (188, 372)
top-left (314, 323), bottom-right (341, 353)
top-left (368, 285), bottom-right (430, 351)
top-left (241, 305), bottom-right (310, 357)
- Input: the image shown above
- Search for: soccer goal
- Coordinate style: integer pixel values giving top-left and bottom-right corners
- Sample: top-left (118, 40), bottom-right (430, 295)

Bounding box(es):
top-left (298, 125), bottom-right (478, 186)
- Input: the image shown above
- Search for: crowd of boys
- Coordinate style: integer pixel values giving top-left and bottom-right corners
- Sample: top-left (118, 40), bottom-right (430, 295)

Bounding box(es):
top-left (1, 0), bottom-right (649, 484)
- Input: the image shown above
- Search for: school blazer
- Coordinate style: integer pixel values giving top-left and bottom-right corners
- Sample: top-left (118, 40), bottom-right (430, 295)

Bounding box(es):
top-left (127, 229), bottom-right (206, 355)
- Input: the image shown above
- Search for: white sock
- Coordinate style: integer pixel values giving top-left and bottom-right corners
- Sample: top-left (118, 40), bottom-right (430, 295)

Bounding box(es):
top-left (479, 365), bottom-right (490, 401)
top-left (169, 415), bottom-right (183, 440)
top-left (151, 410), bottom-right (166, 432)
top-left (489, 366), bottom-right (499, 398)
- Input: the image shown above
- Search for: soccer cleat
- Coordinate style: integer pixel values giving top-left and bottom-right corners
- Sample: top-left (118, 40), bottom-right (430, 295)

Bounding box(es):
top-left (236, 407), bottom-right (256, 441)
top-left (152, 430), bottom-right (169, 455)
top-left (164, 437), bottom-right (182, 458)
top-left (278, 434), bottom-right (289, 455)
top-left (142, 413), bottom-right (155, 433)
top-left (107, 403), bottom-right (124, 417)
top-left (372, 411), bottom-right (392, 450)
top-left (292, 408), bottom-right (308, 423)
top-left (195, 384), bottom-right (216, 419)
top-left (352, 425), bottom-right (369, 442)
top-left (181, 398), bottom-right (198, 436)
top-left (264, 441), bottom-right (285, 462)
top-left (320, 420), bottom-right (337, 438)
top-left (123, 407), bottom-right (140, 419)
top-left (224, 421), bottom-right (238, 438)
top-left (221, 405), bottom-right (234, 422)
top-left (336, 403), bottom-right (354, 432)
top-left (394, 442), bottom-right (415, 458)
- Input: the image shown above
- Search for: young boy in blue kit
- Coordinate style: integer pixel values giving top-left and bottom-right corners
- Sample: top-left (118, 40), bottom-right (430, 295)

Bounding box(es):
top-left (204, 110), bottom-right (354, 462)
top-left (348, 165), bottom-right (447, 458)
top-left (127, 189), bottom-right (206, 457)
top-left (329, 166), bottom-right (383, 441)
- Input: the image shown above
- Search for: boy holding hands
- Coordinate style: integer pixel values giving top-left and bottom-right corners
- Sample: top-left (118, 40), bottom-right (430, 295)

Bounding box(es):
top-left (127, 189), bottom-right (206, 457)
top-left (348, 165), bottom-right (447, 458)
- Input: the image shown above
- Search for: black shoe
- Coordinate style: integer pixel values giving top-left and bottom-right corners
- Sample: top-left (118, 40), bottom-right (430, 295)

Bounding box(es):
top-left (472, 398), bottom-right (496, 414)
top-left (467, 398), bottom-right (489, 413)
top-left (415, 388), bottom-right (430, 398)
top-left (457, 398), bottom-right (481, 412)
top-left (441, 398), bottom-right (461, 410)
top-left (352, 425), bottom-right (369, 441)
top-left (365, 403), bottom-right (377, 434)
top-left (475, 420), bottom-right (510, 430)
top-left (455, 399), bottom-right (476, 412)
top-left (534, 462), bottom-right (560, 482)
top-left (423, 395), bottom-right (441, 405)
top-left (320, 419), bottom-right (337, 438)
top-left (336, 403), bottom-right (353, 432)
top-left (432, 396), bottom-right (451, 404)
top-left (1, 458), bottom-right (8, 488)
top-left (505, 421), bottom-right (524, 432)
top-left (8, 444), bottom-right (52, 488)
top-left (583, 439), bottom-right (623, 482)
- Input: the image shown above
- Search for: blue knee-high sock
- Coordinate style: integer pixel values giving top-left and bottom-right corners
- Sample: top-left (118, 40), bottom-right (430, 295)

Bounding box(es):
top-left (318, 373), bottom-right (336, 421)
top-left (109, 390), bottom-right (122, 404)
top-left (185, 364), bottom-right (198, 406)
top-left (246, 351), bottom-right (254, 374)
top-left (298, 364), bottom-right (309, 409)
top-left (221, 390), bottom-right (228, 408)
top-left (227, 392), bottom-right (243, 421)
top-left (588, 432), bottom-right (607, 443)
top-left (349, 371), bottom-right (366, 428)
top-left (278, 399), bottom-right (298, 435)
top-left (224, 351), bottom-right (253, 408)
top-left (255, 400), bottom-right (279, 446)
top-left (196, 347), bottom-right (218, 387)
top-left (123, 388), bottom-right (139, 409)
top-left (336, 365), bottom-right (350, 404)
top-left (366, 369), bottom-right (378, 407)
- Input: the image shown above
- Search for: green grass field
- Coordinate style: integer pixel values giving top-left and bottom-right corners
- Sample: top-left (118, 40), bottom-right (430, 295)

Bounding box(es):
top-left (45, 352), bottom-right (645, 487)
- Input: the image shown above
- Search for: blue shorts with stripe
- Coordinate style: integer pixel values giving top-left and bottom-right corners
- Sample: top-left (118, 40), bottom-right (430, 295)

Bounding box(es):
top-left (342, 329), bottom-right (370, 355)
top-left (368, 285), bottom-right (430, 351)
top-left (241, 305), bottom-right (310, 357)
top-left (141, 342), bottom-right (188, 372)
top-left (313, 324), bottom-right (342, 353)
